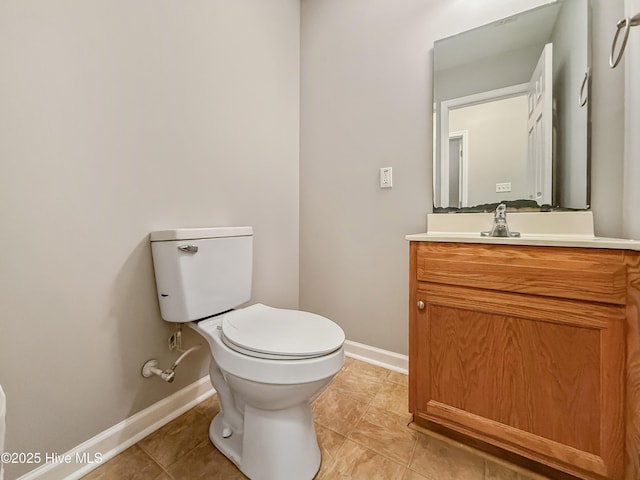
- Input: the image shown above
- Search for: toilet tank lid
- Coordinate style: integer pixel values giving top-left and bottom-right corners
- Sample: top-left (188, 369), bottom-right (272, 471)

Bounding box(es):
top-left (150, 227), bottom-right (253, 242)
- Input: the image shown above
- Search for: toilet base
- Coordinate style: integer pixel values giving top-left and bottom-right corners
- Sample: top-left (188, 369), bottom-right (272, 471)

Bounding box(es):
top-left (210, 414), bottom-right (243, 467)
top-left (209, 403), bottom-right (322, 480)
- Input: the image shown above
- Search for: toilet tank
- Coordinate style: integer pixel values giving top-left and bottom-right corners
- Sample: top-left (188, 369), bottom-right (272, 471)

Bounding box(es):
top-left (150, 227), bottom-right (253, 322)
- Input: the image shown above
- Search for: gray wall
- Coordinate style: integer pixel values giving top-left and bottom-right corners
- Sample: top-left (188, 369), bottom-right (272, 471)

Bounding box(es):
top-left (624, 0), bottom-right (640, 239)
top-left (300, 0), bottom-right (626, 355)
top-left (0, 1), bottom-right (300, 478)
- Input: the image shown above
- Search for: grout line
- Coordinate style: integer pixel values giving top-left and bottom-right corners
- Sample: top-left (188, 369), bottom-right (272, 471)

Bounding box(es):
top-left (349, 410), bottom-right (419, 469)
top-left (157, 461), bottom-right (175, 480)
top-left (407, 428), bottom-right (420, 471)
top-left (136, 444), bottom-right (171, 477)
top-left (342, 364), bottom-right (418, 469)
top-left (342, 425), bottom-right (410, 471)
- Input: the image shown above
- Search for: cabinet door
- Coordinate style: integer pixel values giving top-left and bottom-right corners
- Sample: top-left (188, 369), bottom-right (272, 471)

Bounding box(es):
top-left (410, 283), bottom-right (625, 480)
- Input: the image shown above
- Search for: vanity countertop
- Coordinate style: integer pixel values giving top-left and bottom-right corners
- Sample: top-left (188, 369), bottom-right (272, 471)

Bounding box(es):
top-left (405, 232), bottom-right (640, 250)
top-left (406, 211), bottom-right (640, 250)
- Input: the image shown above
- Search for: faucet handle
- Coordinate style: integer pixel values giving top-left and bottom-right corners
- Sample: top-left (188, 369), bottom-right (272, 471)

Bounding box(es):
top-left (480, 203), bottom-right (521, 237)
top-left (495, 203), bottom-right (507, 219)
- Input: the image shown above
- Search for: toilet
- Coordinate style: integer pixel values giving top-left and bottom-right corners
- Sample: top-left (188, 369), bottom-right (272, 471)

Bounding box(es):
top-left (150, 227), bottom-right (345, 480)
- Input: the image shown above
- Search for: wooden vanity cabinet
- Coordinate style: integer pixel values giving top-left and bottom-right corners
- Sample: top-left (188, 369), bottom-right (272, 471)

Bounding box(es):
top-left (408, 241), bottom-right (640, 480)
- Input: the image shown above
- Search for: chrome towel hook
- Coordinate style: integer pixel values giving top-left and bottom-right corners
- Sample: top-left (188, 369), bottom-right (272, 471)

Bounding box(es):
top-left (610, 13), bottom-right (640, 68)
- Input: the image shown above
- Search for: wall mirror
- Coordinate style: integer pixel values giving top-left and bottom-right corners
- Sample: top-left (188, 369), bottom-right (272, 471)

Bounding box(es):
top-left (433, 0), bottom-right (591, 212)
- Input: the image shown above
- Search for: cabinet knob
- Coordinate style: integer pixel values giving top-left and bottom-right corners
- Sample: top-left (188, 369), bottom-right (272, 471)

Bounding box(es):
top-left (417, 300), bottom-right (425, 310)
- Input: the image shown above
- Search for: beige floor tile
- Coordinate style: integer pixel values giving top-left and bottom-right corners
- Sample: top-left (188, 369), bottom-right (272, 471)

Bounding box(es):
top-left (410, 433), bottom-right (485, 480)
top-left (486, 461), bottom-right (519, 480)
top-left (387, 370), bottom-right (409, 387)
top-left (329, 369), bottom-right (385, 403)
top-left (403, 469), bottom-right (429, 480)
top-left (317, 439), bottom-right (406, 480)
top-left (81, 445), bottom-right (169, 480)
top-left (138, 409), bottom-right (209, 469)
top-left (345, 359), bottom-right (392, 382)
top-left (316, 422), bottom-right (347, 476)
top-left (343, 356), bottom-right (357, 369)
top-left (370, 380), bottom-right (409, 417)
top-left (165, 440), bottom-right (247, 480)
top-left (193, 394), bottom-right (220, 421)
top-left (349, 406), bottom-right (417, 465)
top-left (312, 386), bottom-right (370, 436)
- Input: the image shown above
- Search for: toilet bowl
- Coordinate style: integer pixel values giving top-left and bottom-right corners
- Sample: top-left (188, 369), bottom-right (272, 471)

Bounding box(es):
top-left (150, 227), bottom-right (345, 480)
top-left (191, 304), bottom-right (344, 480)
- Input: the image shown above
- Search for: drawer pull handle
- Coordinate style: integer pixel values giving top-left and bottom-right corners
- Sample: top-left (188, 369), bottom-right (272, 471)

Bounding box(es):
top-left (417, 300), bottom-right (425, 310)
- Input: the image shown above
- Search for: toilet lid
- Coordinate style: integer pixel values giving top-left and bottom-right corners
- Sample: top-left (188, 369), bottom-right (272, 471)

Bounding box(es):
top-left (221, 303), bottom-right (345, 359)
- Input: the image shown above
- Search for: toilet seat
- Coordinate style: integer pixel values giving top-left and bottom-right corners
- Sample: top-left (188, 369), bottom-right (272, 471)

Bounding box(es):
top-left (220, 303), bottom-right (345, 360)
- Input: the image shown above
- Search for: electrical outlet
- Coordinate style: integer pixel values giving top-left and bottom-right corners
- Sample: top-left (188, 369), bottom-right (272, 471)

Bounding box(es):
top-left (380, 167), bottom-right (393, 188)
top-left (496, 182), bottom-right (511, 193)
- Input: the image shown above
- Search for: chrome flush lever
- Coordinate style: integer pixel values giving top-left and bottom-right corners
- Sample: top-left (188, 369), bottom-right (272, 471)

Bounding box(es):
top-left (177, 245), bottom-right (198, 253)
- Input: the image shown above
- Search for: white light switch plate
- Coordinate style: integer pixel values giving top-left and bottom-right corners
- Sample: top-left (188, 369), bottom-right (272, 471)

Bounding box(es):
top-left (380, 167), bottom-right (392, 188)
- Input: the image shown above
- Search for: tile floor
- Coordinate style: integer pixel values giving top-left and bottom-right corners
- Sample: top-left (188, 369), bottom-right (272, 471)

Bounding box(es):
top-left (82, 358), bottom-right (551, 480)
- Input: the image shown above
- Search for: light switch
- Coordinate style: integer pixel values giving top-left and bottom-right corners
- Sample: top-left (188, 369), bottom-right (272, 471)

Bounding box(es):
top-left (380, 167), bottom-right (392, 188)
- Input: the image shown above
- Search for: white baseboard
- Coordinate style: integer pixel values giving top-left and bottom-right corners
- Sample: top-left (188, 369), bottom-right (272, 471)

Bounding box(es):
top-left (344, 340), bottom-right (408, 374)
top-left (17, 377), bottom-right (215, 480)
top-left (17, 340), bottom-right (405, 480)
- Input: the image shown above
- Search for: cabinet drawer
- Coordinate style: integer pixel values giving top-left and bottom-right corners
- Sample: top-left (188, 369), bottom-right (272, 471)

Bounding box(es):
top-left (415, 242), bottom-right (627, 304)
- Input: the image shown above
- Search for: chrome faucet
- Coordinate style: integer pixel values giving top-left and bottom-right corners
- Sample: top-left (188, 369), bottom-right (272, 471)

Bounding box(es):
top-left (481, 204), bottom-right (521, 237)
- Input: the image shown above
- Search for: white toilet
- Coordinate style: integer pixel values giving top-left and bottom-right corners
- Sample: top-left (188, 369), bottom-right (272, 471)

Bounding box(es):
top-left (150, 227), bottom-right (345, 480)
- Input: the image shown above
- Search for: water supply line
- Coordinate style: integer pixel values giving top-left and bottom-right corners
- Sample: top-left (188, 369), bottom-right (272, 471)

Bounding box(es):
top-left (141, 324), bottom-right (202, 383)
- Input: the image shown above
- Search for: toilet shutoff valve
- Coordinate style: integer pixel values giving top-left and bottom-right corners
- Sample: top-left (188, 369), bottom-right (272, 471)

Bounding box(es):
top-left (169, 331), bottom-right (181, 351)
top-left (169, 324), bottom-right (183, 351)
